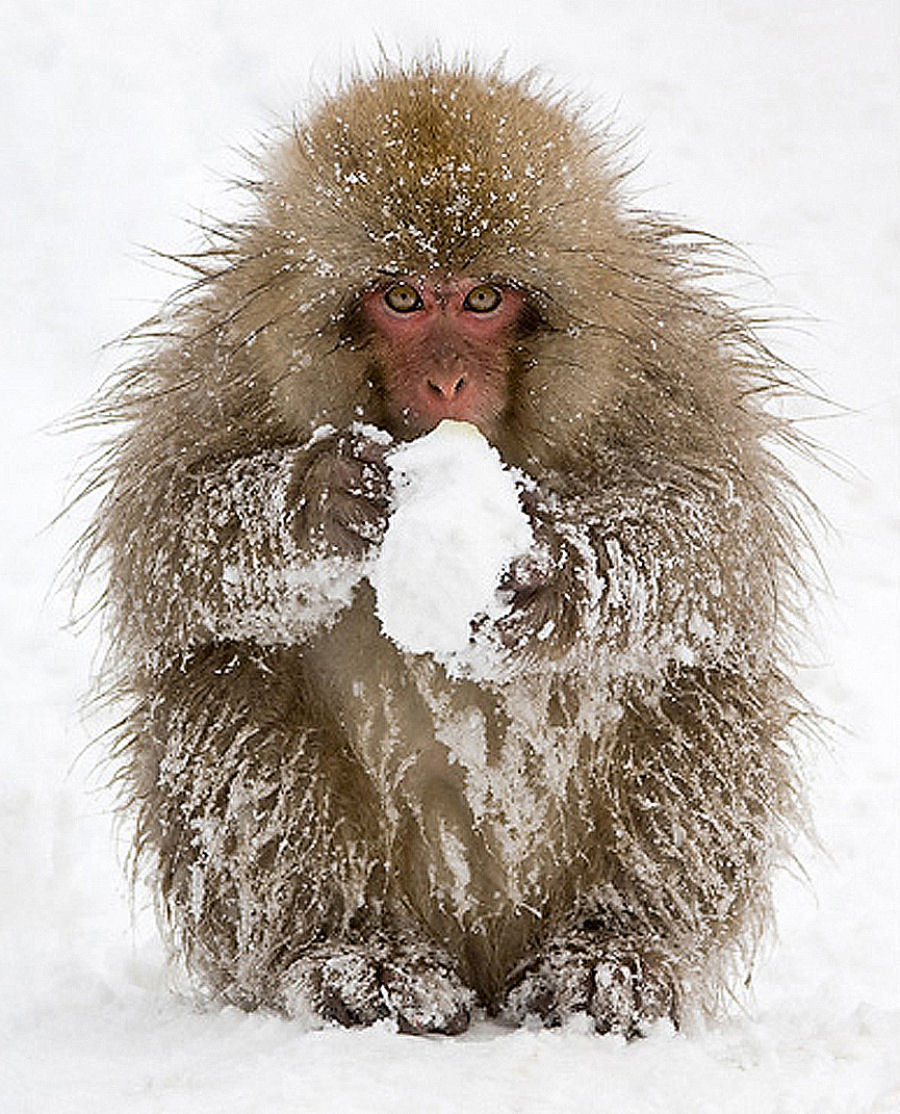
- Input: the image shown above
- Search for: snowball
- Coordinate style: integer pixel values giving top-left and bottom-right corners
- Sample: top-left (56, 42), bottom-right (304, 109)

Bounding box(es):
top-left (370, 420), bottom-right (534, 658)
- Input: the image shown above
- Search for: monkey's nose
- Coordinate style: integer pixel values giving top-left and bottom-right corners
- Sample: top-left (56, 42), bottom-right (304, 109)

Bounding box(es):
top-left (426, 374), bottom-right (467, 399)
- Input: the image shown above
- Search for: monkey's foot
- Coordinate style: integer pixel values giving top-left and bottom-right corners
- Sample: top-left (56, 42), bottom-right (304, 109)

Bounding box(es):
top-left (381, 953), bottom-right (475, 1036)
top-left (502, 943), bottom-right (675, 1037)
top-left (281, 943), bottom-right (474, 1035)
top-left (282, 945), bottom-right (389, 1027)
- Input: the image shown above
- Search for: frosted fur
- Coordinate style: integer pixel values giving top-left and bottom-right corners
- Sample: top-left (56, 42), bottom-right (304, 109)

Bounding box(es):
top-left (92, 443), bottom-right (371, 671)
top-left (372, 420), bottom-right (534, 658)
top-left (77, 61), bottom-right (814, 1033)
top-left (201, 449), bottom-right (365, 648)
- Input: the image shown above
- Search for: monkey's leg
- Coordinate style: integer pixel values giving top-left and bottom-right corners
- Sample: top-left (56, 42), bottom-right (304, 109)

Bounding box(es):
top-left (124, 641), bottom-right (387, 1012)
top-left (127, 640), bottom-right (475, 1031)
top-left (503, 666), bottom-right (800, 1035)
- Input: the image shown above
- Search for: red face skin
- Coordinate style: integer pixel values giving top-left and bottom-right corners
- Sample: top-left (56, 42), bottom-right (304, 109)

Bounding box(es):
top-left (361, 277), bottom-right (526, 437)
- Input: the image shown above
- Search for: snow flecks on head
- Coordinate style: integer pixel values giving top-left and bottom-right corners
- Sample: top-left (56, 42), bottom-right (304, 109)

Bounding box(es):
top-left (271, 66), bottom-right (596, 291)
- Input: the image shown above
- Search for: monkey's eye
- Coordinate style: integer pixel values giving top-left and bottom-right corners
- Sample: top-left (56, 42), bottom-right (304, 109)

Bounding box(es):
top-left (463, 284), bottom-right (502, 313)
top-left (384, 282), bottom-right (424, 313)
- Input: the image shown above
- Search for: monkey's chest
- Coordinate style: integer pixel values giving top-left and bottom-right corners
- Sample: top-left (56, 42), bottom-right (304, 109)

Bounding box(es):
top-left (307, 603), bottom-right (602, 912)
top-left (365, 665), bottom-right (589, 909)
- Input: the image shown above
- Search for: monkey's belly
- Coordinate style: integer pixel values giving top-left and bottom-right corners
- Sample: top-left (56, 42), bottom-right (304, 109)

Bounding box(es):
top-left (304, 597), bottom-right (603, 929)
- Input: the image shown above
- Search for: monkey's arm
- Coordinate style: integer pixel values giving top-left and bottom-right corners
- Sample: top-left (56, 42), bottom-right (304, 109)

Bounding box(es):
top-left (496, 468), bottom-right (781, 675)
top-left (102, 427), bottom-right (390, 663)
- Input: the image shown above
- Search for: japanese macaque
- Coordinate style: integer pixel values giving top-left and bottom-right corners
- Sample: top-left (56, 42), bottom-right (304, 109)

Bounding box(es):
top-left (80, 61), bottom-right (813, 1036)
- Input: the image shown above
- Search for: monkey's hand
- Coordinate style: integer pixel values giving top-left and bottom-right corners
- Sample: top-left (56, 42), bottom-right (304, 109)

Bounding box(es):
top-left (490, 491), bottom-right (591, 659)
top-left (289, 428), bottom-right (392, 561)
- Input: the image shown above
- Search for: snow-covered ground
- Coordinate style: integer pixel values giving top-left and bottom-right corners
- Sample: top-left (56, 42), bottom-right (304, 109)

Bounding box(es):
top-left (1, 2), bottom-right (897, 1111)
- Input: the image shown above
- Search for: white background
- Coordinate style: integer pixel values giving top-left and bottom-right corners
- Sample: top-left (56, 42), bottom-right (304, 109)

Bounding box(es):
top-left (1, 2), bottom-right (897, 1111)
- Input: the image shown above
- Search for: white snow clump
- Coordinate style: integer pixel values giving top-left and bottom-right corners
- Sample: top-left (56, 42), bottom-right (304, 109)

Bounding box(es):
top-left (370, 420), bottom-right (534, 658)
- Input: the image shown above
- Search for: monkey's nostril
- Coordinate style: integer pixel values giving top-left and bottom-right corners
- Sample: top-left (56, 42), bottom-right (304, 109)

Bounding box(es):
top-left (426, 376), bottom-right (467, 399)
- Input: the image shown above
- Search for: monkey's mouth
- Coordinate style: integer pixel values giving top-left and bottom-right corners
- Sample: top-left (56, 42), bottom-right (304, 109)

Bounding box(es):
top-left (391, 401), bottom-right (504, 442)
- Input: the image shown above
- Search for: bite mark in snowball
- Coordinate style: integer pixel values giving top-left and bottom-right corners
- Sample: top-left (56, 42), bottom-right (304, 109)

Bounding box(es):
top-left (370, 420), bottom-right (534, 658)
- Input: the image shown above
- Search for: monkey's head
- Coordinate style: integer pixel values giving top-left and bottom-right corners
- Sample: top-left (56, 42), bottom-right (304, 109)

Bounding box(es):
top-left (167, 61), bottom-right (775, 479)
top-left (204, 63), bottom-right (627, 467)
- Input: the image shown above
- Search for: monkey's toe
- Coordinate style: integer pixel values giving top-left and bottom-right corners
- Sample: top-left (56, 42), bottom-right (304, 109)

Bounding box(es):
top-left (590, 952), bottom-right (677, 1037)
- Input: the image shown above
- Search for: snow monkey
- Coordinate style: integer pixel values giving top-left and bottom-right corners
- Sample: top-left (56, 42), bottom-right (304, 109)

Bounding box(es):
top-left (81, 61), bottom-right (813, 1036)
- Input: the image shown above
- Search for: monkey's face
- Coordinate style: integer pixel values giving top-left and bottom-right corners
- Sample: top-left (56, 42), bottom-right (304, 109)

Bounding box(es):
top-left (359, 276), bottom-right (529, 439)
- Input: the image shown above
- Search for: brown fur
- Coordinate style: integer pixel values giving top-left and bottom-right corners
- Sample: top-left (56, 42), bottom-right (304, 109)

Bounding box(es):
top-left (78, 60), bottom-right (813, 1034)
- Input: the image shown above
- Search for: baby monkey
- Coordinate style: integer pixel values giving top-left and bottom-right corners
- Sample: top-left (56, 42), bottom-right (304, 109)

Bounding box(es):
top-left (81, 61), bottom-right (812, 1036)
